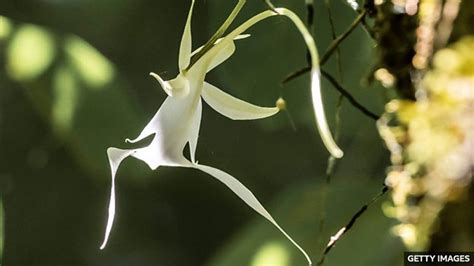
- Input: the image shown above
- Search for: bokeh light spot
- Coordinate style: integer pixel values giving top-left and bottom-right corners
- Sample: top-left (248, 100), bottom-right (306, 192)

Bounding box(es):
top-left (251, 241), bottom-right (290, 266)
top-left (0, 16), bottom-right (12, 40)
top-left (52, 67), bottom-right (78, 133)
top-left (6, 25), bottom-right (55, 81)
top-left (65, 35), bottom-right (114, 89)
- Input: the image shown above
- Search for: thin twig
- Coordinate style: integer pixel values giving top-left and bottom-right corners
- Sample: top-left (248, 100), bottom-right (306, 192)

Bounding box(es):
top-left (320, 9), bottom-right (367, 65)
top-left (305, 0), bottom-right (315, 65)
top-left (360, 18), bottom-right (376, 40)
top-left (324, 0), bottom-right (343, 81)
top-left (321, 70), bottom-right (380, 121)
top-left (317, 185), bottom-right (389, 266)
top-left (262, 0), bottom-right (277, 12)
top-left (282, 10), bottom-right (368, 83)
top-left (188, 0), bottom-right (246, 70)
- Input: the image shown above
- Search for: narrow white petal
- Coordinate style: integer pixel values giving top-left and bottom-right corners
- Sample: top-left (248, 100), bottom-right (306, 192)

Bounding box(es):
top-left (227, 34), bottom-right (251, 41)
top-left (191, 11), bottom-right (277, 76)
top-left (275, 8), bottom-right (343, 158)
top-left (190, 34), bottom-right (251, 57)
top-left (206, 41), bottom-right (236, 73)
top-left (311, 70), bottom-right (343, 158)
top-left (193, 163), bottom-right (312, 266)
top-left (178, 0), bottom-right (195, 70)
top-left (100, 147), bottom-right (137, 250)
top-left (202, 82), bottom-right (279, 120)
top-left (190, 34), bottom-right (251, 73)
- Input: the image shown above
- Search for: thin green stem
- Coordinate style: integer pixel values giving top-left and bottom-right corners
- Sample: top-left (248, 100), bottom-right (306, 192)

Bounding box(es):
top-left (324, 0), bottom-right (344, 82)
top-left (360, 17), bottom-right (376, 40)
top-left (262, 0), bottom-right (277, 12)
top-left (187, 0), bottom-right (246, 70)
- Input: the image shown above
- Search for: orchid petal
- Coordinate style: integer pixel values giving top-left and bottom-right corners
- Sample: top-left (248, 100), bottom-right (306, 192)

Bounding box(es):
top-left (192, 11), bottom-right (277, 76)
top-left (206, 41), bottom-right (236, 72)
top-left (100, 142), bottom-right (177, 250)
top-left (192, 8), bottom-right (343, 158)
top-left (191, 34), bottom-right (251, 73)
top-left (190, 34), bottom-right (251, 57)
top-left (178, 0), bottom-right (195, 71)
top-left (126, 95), bottom-right (201, 165)
top-left (193, 163), bottom-right (312, 266)
top-left (101, 95), bottom-right (202, 249)
top-left (125, 88), bottom-right (200, 144)
top-left (274, 8), bottom-right (343, 158)
top-left (100, 147), bottom-right (138, 250)
top-left (202, 82), bottom-right (279, 120)
top-left (100, 144), bottom-right (164, 250)
top-left (186, 34), bottom-right (251, 86)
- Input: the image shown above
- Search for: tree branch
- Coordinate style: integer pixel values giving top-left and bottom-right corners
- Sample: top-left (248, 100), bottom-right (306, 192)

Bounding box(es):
top-left (317, 185), bottom-right (389, 266)
top-left (321, 70), bottom-right (380, 120)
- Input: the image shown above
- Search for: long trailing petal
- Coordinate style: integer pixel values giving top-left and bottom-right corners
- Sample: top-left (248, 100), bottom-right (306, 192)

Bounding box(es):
top-left (100, 144), bottom-right (166, 251)
top-left (193, 163), bottom-right (312, 266)
top-left (192, 8), bottom-right (343, 158)
top-left (100, 147), bottom-right (138, 250)
top-left (275, 8), bottom-right (343, 158)
top-left (100, 141), bottom-right (183, 250)
top-left (202, 82), bottom-right (279, 120)
top-left (178, 0), bottom-right (195, 71)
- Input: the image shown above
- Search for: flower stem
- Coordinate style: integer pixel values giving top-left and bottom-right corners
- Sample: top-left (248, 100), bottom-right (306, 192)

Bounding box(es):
top-left (187, 0), bottom-right (246, 70)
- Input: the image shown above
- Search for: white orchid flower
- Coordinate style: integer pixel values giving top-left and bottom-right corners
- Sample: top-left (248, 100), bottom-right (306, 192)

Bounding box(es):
top-left (101, 1), bottom-right (344, 265)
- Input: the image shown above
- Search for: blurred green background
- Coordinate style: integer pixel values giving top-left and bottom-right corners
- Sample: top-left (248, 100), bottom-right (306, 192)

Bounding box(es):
top-left (0, 0), bottom-right (404, 265)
